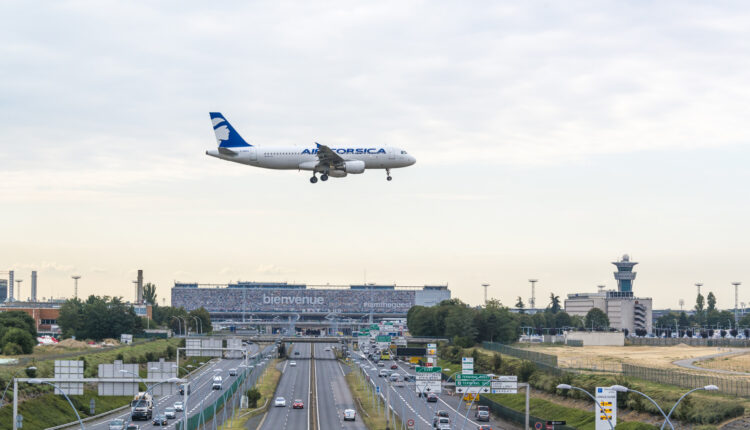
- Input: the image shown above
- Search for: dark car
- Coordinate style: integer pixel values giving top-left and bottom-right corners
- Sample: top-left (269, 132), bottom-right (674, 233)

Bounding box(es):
top-left (426, 393), bottom-right (438, 402)
top-left (125, 425), bottom-right (140, 430)
top-left (152, 415), bottom-right (168, 426)
top-left (478, 425), bottom-right (493, 430)
top-left (292, 399), bottom-right (304, 409)
top-left (390, 363), bottom-right (398, 370)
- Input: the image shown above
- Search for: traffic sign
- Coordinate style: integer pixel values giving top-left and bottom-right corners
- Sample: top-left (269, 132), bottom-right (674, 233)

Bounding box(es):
top-left (455, 374), bottom-right (490, 386)
top-left (407, 418), bottom-right (415, 428)
top-left (595, 387), bottom-right (617, 430)
top-left (462, 357), bottom-right (474, 375)
top-left (535, 422), bottom-right (543, 430)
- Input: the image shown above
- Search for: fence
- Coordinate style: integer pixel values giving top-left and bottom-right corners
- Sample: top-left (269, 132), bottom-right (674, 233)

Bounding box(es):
top-left (478, 394), bottom-right (577, 430)
top-left (622, 363), bottom-right (750, 397)
top-left (628, 337), bottom-right (750, 347)
top-left (482, 342), bottom-right (559, 372)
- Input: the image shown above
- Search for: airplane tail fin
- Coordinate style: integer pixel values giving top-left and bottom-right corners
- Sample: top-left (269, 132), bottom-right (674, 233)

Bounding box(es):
top-left (209, 112), bottom-right (252, 147)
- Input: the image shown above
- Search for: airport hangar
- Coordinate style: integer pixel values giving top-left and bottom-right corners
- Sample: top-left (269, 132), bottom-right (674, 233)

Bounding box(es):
top-left (171, 281), bottom-right (451, 334)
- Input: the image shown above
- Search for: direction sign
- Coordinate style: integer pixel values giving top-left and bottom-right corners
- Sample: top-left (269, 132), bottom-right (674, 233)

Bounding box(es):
top-left (497, 375), bottom-right (518, 382)
top-left (416, 380), bottom-right (442, 394)
top-left (455, 374), bottom-right (490, 386)
top-left (462, 357), bottom-right (474, 375)
top-left (376, 335), bottom-right (392, 342)
top-left (595, 387), bottom-right (617, 430)
top-left (456, 386), bottom-right (490, 394)
top-left (416, 366), bottom-right (442, 373)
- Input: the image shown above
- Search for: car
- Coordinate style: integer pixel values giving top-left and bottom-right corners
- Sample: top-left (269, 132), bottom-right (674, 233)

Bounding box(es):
top-left (390, 364), bottom-right (398, 370)
top-left (229, 368), bottom-right (238, 376)
top-left (290, 361), bottom-right (297, 367)
top-left (343, 408), bottom-right (356, 421)
top-left (109, 419), bottom-right (125, 430)
top-left (478, 425), bottom-right (493, 430)
top-left (125, 425), bottom-right (139, 430)
top-left (403, 375), bottom-right (413, 382)
top-left (435, 410), bottom-right (450, 418)
top-left (292, 399), bottom-right (304, 409)
top-left (164, 407), bottom-right (176, 419)
top-left (437, 425), bottom-right (452, 430)
top-left (475, 405), bottom-right (489, 417)
top-left (476, 410), bottom-right (490, 421)
top-left (379, 369), bottom-right (389, 377)
top-left (434, 416), bottom-right (451, 428)
top-left (377, 362), bottom-right (385, 367)
top-left (325, 347), bottom-right (331, 351)
top-left (174, 401), bottom-right (184, 411)
top-left (274, 397), bottom-right (286, 407)
top-left (152, 415), bottom-right (168, 426)
top-left (294, 351), bottom-right (300, 355)
top-left (212, 376), bottom-right (223, 390)
top-left (427, 393), bottom-right (438, 402)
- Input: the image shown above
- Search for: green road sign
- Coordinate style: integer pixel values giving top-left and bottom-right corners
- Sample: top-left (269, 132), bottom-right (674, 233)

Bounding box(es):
top-left (415, 366), bottom-right (442, 373)
top-left (376, 335), bottom-right (392, 342)
top-left (455, 374), bottom-right (491, 386)
top-left (370, 324), bottom-right (379, 330)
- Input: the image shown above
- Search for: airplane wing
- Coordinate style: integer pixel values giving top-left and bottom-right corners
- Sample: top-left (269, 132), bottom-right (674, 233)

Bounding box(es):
top-left (315, 142), bottom-right (344, 167)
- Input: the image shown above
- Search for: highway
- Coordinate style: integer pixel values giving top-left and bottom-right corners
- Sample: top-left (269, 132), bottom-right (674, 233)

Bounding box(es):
top-left (313, 343), bottom-right (367, 430)
top-left (89, 343), bottom-right (274, 430)
top-left (355, 350), bottom-right (486, 430)
top-left (258, 342), bottom-right (311, 430)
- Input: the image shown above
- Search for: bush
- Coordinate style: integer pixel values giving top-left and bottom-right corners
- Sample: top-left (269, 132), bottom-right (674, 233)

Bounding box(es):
top-left (1, 328), bottom-right (35, 354)
top-left (246, 388), bottom-right (261, 408)
top-left (116, 353), bottom-right (124, 361)
top-left (24, 367), bottom-right (37, 378)
top-left (615, 423), bottom-right (659, 430)
top-left (3, 342), bottom-right (23, 355)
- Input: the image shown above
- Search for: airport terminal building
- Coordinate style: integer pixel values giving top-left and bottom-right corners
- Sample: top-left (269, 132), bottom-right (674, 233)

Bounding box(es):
top-left (171, 281), bottom-right (451, 324)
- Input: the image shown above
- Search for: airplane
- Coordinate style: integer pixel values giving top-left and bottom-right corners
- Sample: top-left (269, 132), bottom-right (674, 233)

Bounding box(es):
top-left (205, 112), bottom-right (416, 183)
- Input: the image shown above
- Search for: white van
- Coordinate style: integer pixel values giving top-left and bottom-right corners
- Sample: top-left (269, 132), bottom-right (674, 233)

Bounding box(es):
top-left (212, 376), bottom-right (223, 390)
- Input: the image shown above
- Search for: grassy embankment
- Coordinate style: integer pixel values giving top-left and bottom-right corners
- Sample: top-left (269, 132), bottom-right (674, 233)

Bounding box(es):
top-left (219, 359), bottom-right (282, 429)
top-left (439, 345), bottom-right (739, 428)
top-left (0, 338), bottom-right (182, 430)
top-left (344, 363), bottom-right (403, 430)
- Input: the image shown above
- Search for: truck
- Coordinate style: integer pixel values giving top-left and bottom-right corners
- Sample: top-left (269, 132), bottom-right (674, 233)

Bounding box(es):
top-left (130, 392), bottom-right (153, 420)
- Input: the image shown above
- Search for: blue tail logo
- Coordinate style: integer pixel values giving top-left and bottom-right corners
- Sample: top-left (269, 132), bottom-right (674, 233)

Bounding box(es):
top-left (209, 112), bottom-right (251, 148)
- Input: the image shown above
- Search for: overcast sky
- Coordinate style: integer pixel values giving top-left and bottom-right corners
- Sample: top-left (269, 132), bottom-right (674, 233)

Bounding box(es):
top-left (1, 1), bottom-right (748, 310)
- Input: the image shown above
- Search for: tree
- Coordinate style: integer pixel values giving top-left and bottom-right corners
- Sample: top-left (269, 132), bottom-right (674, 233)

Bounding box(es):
top-left (1, 328), bottom-right (35, 354)
top-left (58, 295), bottom-right (142, 340)
top-left (695, 294), bottom-right (705, 313)
top-left (143, 283), bottom-right (157, 306)
top-left (678, 312), bottom-right (690, 329)
top-left (188, 307), bottom-right (212, 334)
top-left (707, 292), bottom-right (717, 312)
top-left (515, 297), bottom-right (525, 313)
top-left (548, 293), bottom-right (561, 314)
top-left (584, 308), bottom-right (609, 331)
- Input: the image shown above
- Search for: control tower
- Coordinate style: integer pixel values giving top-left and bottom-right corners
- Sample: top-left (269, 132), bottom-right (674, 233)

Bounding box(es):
top-left (612, 254), bottom-right (637, 293)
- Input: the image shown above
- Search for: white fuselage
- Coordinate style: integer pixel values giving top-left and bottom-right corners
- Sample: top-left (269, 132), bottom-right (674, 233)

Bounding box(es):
top-left (206, 145), bottom-right (415, 171)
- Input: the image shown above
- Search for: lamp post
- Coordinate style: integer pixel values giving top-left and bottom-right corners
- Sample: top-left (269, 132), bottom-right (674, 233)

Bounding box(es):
top-left (661, 385), bottom-right (718, 430)
top-left (609, 385), bottom-right (673, 429)
top-left (557, 384), bottom-right (614, 430)
top-left (1, 366), bottom-right (36, 406)
top-left (171, 316), bottom-right (183, 337)
top-left (191, 316), bottom-right (203, 335)
top-left (27, 379), bottom-right (84, 429)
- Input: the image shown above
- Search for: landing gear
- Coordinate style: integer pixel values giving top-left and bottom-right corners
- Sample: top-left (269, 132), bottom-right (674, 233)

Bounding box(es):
top-left (386, 168), bottom-right (392, 181)
top-left (310, 175), bottom-right (318, 184)
top-left (321, 174), bottom-right (329, 181)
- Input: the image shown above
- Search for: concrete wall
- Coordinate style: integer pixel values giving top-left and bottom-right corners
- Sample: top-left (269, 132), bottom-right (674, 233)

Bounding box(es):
top-left (565, 331), bottom-right (625, 346)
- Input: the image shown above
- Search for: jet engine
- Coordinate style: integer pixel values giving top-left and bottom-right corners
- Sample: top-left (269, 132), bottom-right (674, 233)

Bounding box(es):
top-left (342, 160), bottom-right (365, 174)
top-left (328, 170), bottom-right (348, 178)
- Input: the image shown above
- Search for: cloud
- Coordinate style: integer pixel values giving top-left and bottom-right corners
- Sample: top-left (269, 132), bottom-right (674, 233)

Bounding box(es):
top-left (13, 262), bottom-right (76, 272)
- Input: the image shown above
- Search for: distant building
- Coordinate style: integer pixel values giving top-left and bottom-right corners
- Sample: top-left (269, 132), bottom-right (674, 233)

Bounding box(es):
top-left (0, 301), bottom-right (152, 334)
top-left (564, 254), bottom-right (653, 334)
top-left (0, 279), bottom-right (6, 302)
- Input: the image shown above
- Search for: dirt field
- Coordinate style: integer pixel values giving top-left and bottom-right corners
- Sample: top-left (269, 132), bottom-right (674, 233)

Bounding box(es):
top-left (696, 350), bottom-right (750, 372)
top-left (521, 344), bottom-right (744, 373)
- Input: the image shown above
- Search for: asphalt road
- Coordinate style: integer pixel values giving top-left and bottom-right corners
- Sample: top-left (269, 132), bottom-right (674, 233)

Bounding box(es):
top-left (90, 342), bottom-right (272, 430)
top-left (258, 342), bottom-right (311, 430)
top-left (313, 343), bottom-right (367, 430)
top-left (355, 350), bottom-right (487, 430)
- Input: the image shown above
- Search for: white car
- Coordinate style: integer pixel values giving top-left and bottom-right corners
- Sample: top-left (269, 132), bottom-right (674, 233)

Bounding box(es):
top-left (344, 408), bottom-right (356, 421)
top-left (173, 401), bottom-right (184, 412)
top-left (290, 361), bottom-right (297, 367)
top-left (164, 407), bottom-right (176, 419)
top-left (109, 419), bottom-right (125, 430)
top-left (229, 368), bottom-right (238, 376)
top-left (274, 397), bottom-right (286, 407)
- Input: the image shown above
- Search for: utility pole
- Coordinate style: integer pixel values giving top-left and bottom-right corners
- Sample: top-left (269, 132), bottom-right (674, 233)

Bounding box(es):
top-left (72, 275), bottom-right (81, 299)
top-left (528, 279), bottom-right (538, 310)
top-left (733, 282), bottom-right (742, 326)
top-left (481, 283), bottom-right (490, 306)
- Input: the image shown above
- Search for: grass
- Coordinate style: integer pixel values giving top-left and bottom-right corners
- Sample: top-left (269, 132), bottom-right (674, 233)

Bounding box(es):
top-left (219, 359), bottom-right (282, 429)
top-left (344, 364), bottom-right (403, 430)
top-left (0, 388), bottom-right (131, 430)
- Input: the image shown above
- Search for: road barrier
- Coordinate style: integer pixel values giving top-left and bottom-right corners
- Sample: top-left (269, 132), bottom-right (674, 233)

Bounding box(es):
top-left (477, 394), bottom-right (576, 430)
top-left (482, 342), bottom-right (559, 372)
top-left (622, 363), bottom-right (750, 397)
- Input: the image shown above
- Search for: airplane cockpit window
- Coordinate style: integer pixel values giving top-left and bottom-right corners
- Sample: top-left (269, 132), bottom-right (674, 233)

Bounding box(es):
top-left (400, 150), bottom-right (408, 154)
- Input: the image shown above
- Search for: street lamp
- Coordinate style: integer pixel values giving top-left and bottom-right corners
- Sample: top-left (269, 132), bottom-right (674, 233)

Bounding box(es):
top-left (556, 384), bottom-right (614, 430)
top-left (27, 379), bottom-right (84, 429)
top-left (609, 385), bottom-right (673, 429)
top-left (660, 385), bottom-right (718, 430)
top-left (1, 366), bottom-right (37, 406)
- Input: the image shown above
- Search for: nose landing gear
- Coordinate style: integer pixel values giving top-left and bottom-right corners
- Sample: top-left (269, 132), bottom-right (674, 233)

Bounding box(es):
top-left (386, 168), bottom-right (392, 181)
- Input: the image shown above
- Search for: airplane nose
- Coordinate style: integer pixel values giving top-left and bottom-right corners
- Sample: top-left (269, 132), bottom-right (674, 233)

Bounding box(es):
top-left (409, 155), bottom-right (416, 165)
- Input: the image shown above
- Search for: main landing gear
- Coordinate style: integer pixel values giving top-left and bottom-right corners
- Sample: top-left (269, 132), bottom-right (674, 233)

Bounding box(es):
top-left (310, 176), bottom-right (318, 183)
top-left (321, 174), bottom-right (329, 181)
top-left (310, 173), bottom-right (329, 183)
top-left (386, 168), bottom-right (392, 181)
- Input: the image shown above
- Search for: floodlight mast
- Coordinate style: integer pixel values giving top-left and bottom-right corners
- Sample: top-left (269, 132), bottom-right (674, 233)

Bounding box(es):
top-left (72, 275), bottom-right (81, 299)
top-left (528, 279), bottom-right (538, 310)
top-left (482, 283), bottom-right (490, 306)
top-left (733, 282), bottom-right (742, 326)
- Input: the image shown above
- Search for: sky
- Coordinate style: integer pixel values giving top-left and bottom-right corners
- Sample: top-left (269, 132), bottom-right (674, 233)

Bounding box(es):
top-left (1, 1), bottom-right (749, 310)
